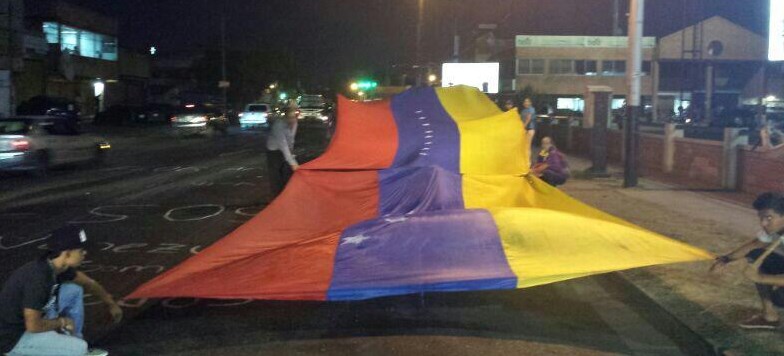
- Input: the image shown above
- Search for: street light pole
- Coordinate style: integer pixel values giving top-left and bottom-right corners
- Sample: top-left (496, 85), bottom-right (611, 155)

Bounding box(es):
top-left (416, 0), bottom-right (425, 85)
top-left (221, 13), bottom-right (228, 117)
top-left (624, 0), bottom-right (644, 188)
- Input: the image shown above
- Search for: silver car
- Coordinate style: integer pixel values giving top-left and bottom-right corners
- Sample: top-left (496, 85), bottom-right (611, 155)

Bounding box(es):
top-left (297, 94), bottom-right (329, 122)
top-left (170, 104), bottom-right (229, 136)
top-left (0, 117), bottom-right (111, 175)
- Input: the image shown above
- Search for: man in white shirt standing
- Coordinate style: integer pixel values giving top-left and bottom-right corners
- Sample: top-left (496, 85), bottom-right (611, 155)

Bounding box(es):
top-left (711, 192), bottom-right (784, 330)
top-left (266, 100), bottom-right (299, 198)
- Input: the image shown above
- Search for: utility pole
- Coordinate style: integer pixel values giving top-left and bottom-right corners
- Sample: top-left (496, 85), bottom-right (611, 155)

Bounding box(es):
top-left (220, 13), bottom-right (228, 116)
top-left (624, 0), bottom-right (644, 188)
top-left (452, 2), bottom-right (460, 62)
top-left (612, 0), bottom-right (622, 36)
top-left (416, 0), bottom-right (425, 85)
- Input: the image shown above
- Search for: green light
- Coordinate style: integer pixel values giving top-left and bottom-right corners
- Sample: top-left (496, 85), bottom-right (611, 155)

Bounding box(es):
top-left (356, 81), bottom-right (378, 91)
top-left (279, 92), bottom-right (288, 100)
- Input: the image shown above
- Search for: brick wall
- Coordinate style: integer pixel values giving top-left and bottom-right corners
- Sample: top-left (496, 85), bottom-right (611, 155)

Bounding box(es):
top-left (671, 138), bottom-right (724, 189)
top-left (739, 145), bottom-right (784, 195)
top-left (639, 134), bottom-right (664, 176)
top-left (607, 130), bottom-right (623, 164)
top-left (571, 127), bottom-right (591, 157)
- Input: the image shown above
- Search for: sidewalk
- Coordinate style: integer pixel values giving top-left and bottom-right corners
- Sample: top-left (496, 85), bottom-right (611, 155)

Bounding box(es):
top-left (560, 153), bottom-right (781, 355)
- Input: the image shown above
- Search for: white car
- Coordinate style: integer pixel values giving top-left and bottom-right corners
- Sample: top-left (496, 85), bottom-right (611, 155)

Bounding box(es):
top-left (296, 95), bottom-right (329, 122)
top-left (239, 103), bottom-right (272, 129)
top-left (0, 116), bottom-right (111, 175)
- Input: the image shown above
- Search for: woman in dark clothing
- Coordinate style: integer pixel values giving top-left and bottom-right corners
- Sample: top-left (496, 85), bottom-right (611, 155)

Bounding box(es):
top-left (532, 136), bottom-right (570, 186)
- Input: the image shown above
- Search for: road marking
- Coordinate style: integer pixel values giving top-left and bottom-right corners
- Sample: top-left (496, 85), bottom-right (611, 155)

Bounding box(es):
top-left (153, 166), bottom-right (201, 173)
top-left (0, 234), bottom-right (51, 250)
top-left (164, 204), bottom-right (225, 221)
top-left (235, 207), bottom-right (263, 217)
top-left (68, 205), bottom-right (157, 224)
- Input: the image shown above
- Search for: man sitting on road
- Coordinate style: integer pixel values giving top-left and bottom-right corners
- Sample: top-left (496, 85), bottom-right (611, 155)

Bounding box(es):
top-left (266, 100), bottom-right (300, 198)
top-left (0, 226), bottom-right (123, 355)
top-left (711, 192), bottom-right (784, 330)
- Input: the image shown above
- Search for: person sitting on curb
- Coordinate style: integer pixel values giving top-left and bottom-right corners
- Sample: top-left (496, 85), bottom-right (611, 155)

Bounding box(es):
top-left (0, 226), bottom-right (123, 355)
top-left (531, 136), bottom-right (570, 187)
top-left (711, 192), bottom-right (784, 330)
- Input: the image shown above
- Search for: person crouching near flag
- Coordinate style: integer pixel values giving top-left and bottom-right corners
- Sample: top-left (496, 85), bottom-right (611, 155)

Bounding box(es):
top-left (531, 136), bottom-right (570, 187)
top-left (0, 226), bottom-right (122, 356)
top-left (711, 193), bottom-right (784, 330)
top-left (266, 100), bottom-right (300, 199)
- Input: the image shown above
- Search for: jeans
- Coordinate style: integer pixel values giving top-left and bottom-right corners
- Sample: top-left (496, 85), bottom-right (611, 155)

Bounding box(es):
top-left (746, 249), bottom-right (784, 307)
top-left (7, 283), bottom-right (88, 356)
top-left (266, 150), bottom-right (293, 198)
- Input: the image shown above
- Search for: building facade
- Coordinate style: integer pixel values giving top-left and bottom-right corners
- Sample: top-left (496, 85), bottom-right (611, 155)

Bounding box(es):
top-left (20, 0), bottom-right (150, 118)
top-left (513, 35), bottom-right (656, 112)
top-left (483, 16), bottom-right (782, 121)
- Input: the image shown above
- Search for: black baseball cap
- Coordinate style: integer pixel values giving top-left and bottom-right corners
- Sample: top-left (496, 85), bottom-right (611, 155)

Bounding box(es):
top-left (48, 226), bottom-right (89, 254)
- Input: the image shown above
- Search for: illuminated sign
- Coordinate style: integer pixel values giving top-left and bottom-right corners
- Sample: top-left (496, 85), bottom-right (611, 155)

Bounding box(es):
top-left (515, 35), bottom-right (656, 49)
top-left (771, 0), bottom-right (784, 61)
top-left (441, 63), bottom-right (500, 94)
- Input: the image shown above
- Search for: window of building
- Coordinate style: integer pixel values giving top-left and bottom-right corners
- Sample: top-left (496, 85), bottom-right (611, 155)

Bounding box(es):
top-left (42, 22), bottom-right (118, 61)
top-left (601, 60), bottom-right (626, 75)
top-left (43, 23), bottom-right (59, 44)
top-left (611, 99), bottom-right (626, 109)
top-left (549, 59), bottom-right (575, 75)
top-left (516, 59), bottom-right (545, 75)
top-left (557, 98), bottom-right (585, 111)
top-left (642, 61), bottom-right (652, 74)
top-left (576, 60), bottom-right (598, 75)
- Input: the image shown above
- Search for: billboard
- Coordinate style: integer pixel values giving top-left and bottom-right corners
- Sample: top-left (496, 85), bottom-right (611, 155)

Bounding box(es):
top-left (772, 0), bottom-right (784, 61)
top-left (442, 63), bottom-right (500, 94)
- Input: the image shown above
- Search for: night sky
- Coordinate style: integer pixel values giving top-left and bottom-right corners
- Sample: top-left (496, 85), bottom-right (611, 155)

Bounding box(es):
top-left (65, 0), bottom-right (769, 85)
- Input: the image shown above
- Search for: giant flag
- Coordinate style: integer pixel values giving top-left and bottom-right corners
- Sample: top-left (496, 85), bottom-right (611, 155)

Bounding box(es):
top-left (127, 86), bottom-right (712, 301)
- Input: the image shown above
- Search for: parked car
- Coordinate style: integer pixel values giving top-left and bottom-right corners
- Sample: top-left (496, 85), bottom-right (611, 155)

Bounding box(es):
top-left (0, 116), bottom-right (110, 175)
top-left (93, 105), bottom-right (145, 126)
top-left (239, 103), bottom-right (272, 129)
top-left (17, 96), bottom-right (80, 124)
top-left (170, 104), bottom-right (229, 136)
top-left (296, 94), bottom-right (329, 122)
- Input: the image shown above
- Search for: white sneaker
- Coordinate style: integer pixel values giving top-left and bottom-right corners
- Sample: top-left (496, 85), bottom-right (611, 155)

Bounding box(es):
top-left (86, 348), bottom-right (109, 356)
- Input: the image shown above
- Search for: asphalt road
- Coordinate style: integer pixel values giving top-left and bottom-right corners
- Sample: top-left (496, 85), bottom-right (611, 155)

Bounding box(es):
top-left (0, 123), bottom-right (712, 355)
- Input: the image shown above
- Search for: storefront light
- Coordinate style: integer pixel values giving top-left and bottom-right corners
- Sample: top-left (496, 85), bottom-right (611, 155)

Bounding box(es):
top-left (93, 81), bottom-right (105, 97)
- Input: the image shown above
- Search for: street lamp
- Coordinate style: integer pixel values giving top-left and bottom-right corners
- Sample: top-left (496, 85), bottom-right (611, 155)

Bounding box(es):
top-left (269, 83), bottom-right (277, 90)
top-left (428, 74), bottom-right (438, 84)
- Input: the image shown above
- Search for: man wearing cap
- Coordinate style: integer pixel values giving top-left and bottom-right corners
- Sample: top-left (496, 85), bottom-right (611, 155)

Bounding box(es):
top-left (0, 226), bottom-right (122, 356)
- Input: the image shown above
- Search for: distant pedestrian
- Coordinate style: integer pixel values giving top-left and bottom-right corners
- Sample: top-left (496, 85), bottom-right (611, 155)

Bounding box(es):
top-left (0, 226), bottom-right (121, 356)
top-left (266, 100), bottom-right (300, 198)
top-left (504, 98), bottom-right (536, 150)
top-left (710, 193), bottom-right (784, 330)
top-left (521, 98), bottom-right (537, 148)
top-left (531, 136), bottom-right (570, 186)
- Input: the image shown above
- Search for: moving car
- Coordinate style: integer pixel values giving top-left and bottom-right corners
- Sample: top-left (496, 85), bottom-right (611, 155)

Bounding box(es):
top-left (170, 104), bottom-right (229, 136)
top-left (0, 116), bottom-right (110, 175)
top-left (296, 94), bottom-right (329, 122)
top-left (239, 103), bottom-right (272, 129)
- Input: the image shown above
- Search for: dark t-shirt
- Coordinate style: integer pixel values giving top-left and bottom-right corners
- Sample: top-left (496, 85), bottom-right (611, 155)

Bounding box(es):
top-left (0, 258), bottom-right (76, 353)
